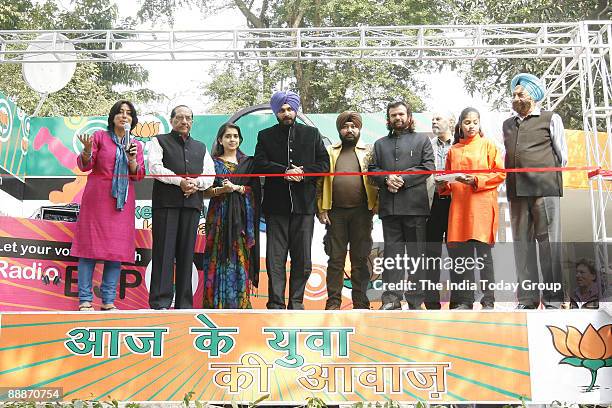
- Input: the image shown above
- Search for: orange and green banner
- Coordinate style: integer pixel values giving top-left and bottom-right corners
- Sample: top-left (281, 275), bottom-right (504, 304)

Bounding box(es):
top-left (0, 311), bottom-right (531, 404)
top-left (1, 310), bottom-right (610, 404)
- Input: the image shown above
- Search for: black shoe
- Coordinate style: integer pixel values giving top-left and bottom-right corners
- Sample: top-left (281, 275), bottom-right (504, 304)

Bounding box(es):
top-left (516, 303), bottom-right (537, 309)
top-left (406, 302), bottom-right (424, 310)
top-left (450, 303), bottom-right (472, 310)
top-left (543, 303), bottom-right (559, 309)
top-left (582, 300), bottom-right (599, 309)
top-left (481, 302), bottom-right (495, 310)
top-left (352, 303), bottom-right (371, 310)
top-left (379, 301), bottom-right (402, 310)
top-left (424, 302), bottom-right (441, 310)
top-left (325, 304), bottom-right (340, 310)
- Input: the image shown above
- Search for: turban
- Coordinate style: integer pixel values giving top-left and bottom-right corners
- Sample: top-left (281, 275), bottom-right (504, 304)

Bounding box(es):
top-left (270, 90), bottom-right (301, 114)
top-left (336, 111), bottom-right (363, 132)
top-left (511, 73), bottom-right (545, 102)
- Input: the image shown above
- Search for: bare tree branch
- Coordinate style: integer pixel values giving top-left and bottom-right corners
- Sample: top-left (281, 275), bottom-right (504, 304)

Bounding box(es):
top-left (589, 0), bottom-right (610, 19)
top-left (233, 0), bottom-right (263, 28)
top-left (259, 0), bottom-right (268, 23)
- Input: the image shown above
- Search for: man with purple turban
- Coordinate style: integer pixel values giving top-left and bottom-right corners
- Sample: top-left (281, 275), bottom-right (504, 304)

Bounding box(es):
top-left (254, 90), bottom-right (329, 310)
top-left (316, 111), bottom-right (378, 310)
top-left (503, 73), bottom-right (568, 309)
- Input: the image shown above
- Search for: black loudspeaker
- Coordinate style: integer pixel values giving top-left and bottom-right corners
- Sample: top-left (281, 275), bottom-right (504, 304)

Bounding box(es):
top-left (40, 204), bottom-right (80, 223)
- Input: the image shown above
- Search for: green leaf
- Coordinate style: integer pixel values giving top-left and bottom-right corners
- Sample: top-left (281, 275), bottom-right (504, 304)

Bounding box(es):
top-left (583, 359), bottom-right (605, 371)
top-left (183, 391), bottom-right (194, 407)
top-left (604, 358), bottom-right (612, 367)
top-left (249, 394), bottom-right (270, 407)
top-left (559, 357), bottom-right (583, 367)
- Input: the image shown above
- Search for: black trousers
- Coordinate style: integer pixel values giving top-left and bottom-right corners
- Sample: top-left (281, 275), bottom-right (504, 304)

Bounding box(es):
top-left (381, 215), bottom-right (426, 308)
top-left (324, 206), bottom-right (373, 309)
top-left (424, 194), bottom-right (451, 309)
top-left (265, 214), bottom-right (315, 310)
top-left (447, 240), bottom-right (495, 307)
top-left (149, 207), bottom-right (200, 309)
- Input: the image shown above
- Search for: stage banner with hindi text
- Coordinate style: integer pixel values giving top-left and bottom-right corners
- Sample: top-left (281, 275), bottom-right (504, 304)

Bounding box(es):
top-left (0, 310), bottom-right (609, 404)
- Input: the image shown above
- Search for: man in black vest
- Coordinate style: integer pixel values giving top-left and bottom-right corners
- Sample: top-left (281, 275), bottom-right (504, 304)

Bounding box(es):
top-left (254, 91), bottom-right (329, 310)
top-left (502, 73), bottom-right (568, 309)
top-left (148, 105), bottom-right (215, 309)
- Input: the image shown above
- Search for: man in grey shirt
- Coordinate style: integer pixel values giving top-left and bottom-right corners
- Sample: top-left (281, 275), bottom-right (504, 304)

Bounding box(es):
top-left (368, 101), bottom-right (435, 310)
top-left (425, 111), bottom-right (455, 310)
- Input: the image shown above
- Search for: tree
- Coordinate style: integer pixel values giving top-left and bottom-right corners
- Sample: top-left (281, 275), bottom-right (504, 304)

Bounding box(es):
top-left (0, 0), bottom-right (159, 116)
top-left (204, 65), bottom-right (265, 114)
top-left (138, 0), bottom-right (446, 113)
top-left (448, 0), bottom-right (611, 128)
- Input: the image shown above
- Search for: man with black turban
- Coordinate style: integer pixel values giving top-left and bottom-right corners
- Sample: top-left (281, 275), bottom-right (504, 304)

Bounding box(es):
top-left (316, 111), bottom-right (378, 310)
top-left (503, 73), bottom-right (568, 309)
top-left (254, 90), bottom-right (329, 310)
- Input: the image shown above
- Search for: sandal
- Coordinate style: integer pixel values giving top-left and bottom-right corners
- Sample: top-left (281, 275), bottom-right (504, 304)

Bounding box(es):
top-left (79, 302), bottom-right (94, 311)
top-left (101, 304), bottom-right (118, 311)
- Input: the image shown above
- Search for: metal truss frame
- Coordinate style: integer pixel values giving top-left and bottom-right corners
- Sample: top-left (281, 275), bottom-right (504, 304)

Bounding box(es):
top-left (0, 23), bottom-right (593, 63)
top-left (0, 21), bottom-right (610, 262)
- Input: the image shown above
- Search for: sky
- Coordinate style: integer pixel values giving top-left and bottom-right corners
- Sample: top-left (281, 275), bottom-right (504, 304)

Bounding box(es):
top-left (109, 1), bottom-right (499, 118)
top-left (114, 2), bottom-right (246, 114)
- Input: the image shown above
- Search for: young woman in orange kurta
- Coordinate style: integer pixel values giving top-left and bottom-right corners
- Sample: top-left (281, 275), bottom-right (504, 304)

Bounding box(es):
top-left (443, 107), bottom-right (505, 310)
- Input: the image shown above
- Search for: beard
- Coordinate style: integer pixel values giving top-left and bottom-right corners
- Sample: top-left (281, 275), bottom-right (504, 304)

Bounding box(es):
top-left (340, 134), bottom-right (359, 146)
top-left (278, 115), bottom-right (296, 126)
top-left (512, 100), bottom-right (531, 116)
top-left (387, 119), bottom-right (409, 132)
top-left (432, 125), bottom-right (449, 136)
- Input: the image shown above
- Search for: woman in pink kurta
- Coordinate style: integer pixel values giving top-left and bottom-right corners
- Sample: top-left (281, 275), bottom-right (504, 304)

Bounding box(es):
top-left (70, 100), bottom-right (145, 311)
top-left (443, 107), bottom-right (505, 310)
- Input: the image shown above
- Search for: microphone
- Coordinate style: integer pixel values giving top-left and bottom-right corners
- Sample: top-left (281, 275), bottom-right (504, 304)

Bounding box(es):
top-left (123, 122), bottom-right (131, 150)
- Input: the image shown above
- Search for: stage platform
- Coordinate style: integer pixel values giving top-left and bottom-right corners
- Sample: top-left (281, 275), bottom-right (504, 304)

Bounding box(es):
top-left (0, 216), bottom-right (610, 405)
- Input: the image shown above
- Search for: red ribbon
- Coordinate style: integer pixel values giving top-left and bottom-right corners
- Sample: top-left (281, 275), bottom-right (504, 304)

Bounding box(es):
top-left (7, 166), bottom-right (608, 179)
top-left (138, 165), bottom-right (604, 179)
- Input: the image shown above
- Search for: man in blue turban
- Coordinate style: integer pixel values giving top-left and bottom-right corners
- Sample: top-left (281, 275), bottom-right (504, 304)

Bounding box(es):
top-left (503, 73), bottom-right (568, 310)
top-left (269, 90), bottom-right (301, 119)
top-left (511, 73), bottom-right (545, 102)
top-left (254, 90), bottom-right (330, 310)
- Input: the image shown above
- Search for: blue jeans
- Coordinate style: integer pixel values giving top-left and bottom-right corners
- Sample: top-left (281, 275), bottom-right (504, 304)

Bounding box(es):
top-left (78, 258), bottom-right (121, 304)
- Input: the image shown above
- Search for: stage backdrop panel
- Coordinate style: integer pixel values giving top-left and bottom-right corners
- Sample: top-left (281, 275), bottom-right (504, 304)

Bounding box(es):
top-left (0, 215), bottom-right (201, 311)
top-left (0, 215), bottom-right (335, 311)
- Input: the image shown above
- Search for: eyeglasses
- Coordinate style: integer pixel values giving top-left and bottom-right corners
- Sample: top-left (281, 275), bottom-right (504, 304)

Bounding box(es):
top-left (174, 115), bottom-right (193, 122)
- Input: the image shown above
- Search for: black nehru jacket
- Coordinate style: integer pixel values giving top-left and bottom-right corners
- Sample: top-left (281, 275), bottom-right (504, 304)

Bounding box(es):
top-left (503, 111), bottom-right (563, 199)
top-left (152, 131), bottom-right (206, 210)
top-left (254, 123), bottom-right (329, 215)
top-left (368, 130), bottom-right (435, 218)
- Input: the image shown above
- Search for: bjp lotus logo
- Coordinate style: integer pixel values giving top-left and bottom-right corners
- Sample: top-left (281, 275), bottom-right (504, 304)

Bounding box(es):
top-left (0, 110), bottom-right (8, 127)
top-left (548, 324), bottom-right (612, 392)
top-left (132, 121), bottom-right (160, 139)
